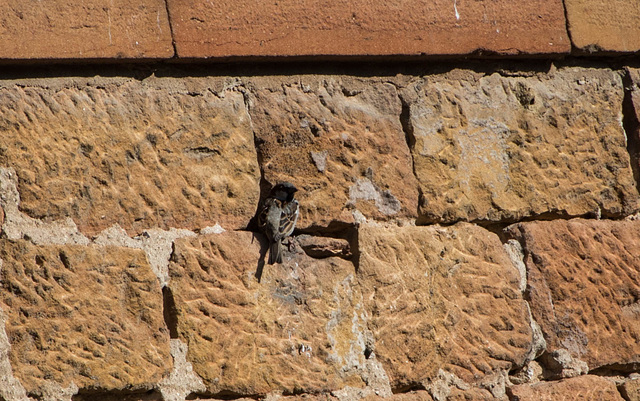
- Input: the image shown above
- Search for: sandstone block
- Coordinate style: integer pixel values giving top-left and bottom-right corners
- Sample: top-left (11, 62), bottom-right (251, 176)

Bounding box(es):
top-left (0, 239), bottom-right (170, 396)
top-left (0, 79), bottom-right (260, 236)
top-left (0, 0), bottom-right (173, 59)
top-left (508, 375), bottom-right (624, 401)
top-left (628, 68), bottom-right (640, 175)
top-left (167, 232), bottom-right (367, 395)
top-left (506, 219), bottom-right (640, 371)
top-left (402, 67), bottom-right (639, 224)
top-left (248, 77), bottom-right (418, 229)
top-left (362, 390), bottom-right (433, 401)
top-left (621, 377), bottom-right (640, 401)
top-left (565, 0), bottom-right (640, 52)
top-left (167, 0), bottom-right (569, 58)
top-left (357, 223), bottom-right (532, 388)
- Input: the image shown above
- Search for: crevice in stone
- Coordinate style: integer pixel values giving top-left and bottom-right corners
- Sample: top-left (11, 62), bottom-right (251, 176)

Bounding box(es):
top-left (560, 0), bottom-right (577, 54)
top-left (390, 383), bottom-right (427, 394)
top-left (162, 286), bottom-right (180, 339)
top-left (162, 0), bottom-right (178, 59)
top-left (72, 389), bottom-right (162, 401)
top-left (590, 362), bottom-right (640, 376)
top-left (461, 209), bottom-right (631, 234)
top-left (475, 221), bottom-right (512, 244)
top-left (397, 90), bottom-right (422, 220)
top-left (622, 69), bottom-right (640, 196)
top-left (186, 391), bottom-right (261, 400)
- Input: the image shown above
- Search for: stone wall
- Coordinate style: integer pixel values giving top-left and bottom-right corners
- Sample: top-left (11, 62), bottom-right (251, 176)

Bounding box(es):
top-left (1, 1), bottom-right (640, 401)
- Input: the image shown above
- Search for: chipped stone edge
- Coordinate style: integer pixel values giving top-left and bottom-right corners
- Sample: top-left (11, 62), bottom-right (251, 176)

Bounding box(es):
top-left (93, 224), bottom-right (197, 287)
top-left (0, 167), bottom-right (89, 246)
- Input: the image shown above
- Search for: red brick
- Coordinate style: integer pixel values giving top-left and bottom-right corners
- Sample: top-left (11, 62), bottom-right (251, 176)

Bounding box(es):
top-left (0, 0), bottom-right (173, 60)
top-left (565, 0), bottom-right (640, 53)
top-left (167, 0), bottom-right (570, 58)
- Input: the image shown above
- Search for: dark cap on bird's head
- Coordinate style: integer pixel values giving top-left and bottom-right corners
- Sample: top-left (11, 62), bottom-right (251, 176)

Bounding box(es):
top-left (270, 182), bottom-right (297, 202)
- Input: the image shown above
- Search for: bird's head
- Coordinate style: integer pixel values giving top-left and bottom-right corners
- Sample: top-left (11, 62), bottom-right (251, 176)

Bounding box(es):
top-left (270, 182), bottom-right (298, 202)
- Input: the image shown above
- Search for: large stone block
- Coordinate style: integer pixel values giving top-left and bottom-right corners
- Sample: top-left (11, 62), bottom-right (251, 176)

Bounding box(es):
top-left (402, 67), bottom-right (639, 224)
top-left (0, 239), bottom-right (170, 396)
top-left (0, 78), bottom-right (260, 236)
top-left (506, 219), bottom-right (640, 370)
top-left (508, 375), bottom-right (624, 401)
top-left (357, 223), bottom-right (532, 388)
top-left (248, 77), bottom-right (418, 229)
top-left (167, 0), bottom-right (569, 58)
top-left (0, 0), bottom-right (173, 59)
top-left (167, 232), bottom-right (367, 395)
top-left (565, 0), bottom-right (640, 53)
top-left (628, 68), bottom-right (640, 176)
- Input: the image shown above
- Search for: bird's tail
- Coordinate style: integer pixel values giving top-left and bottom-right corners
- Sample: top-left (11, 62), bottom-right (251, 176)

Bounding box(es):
top-left (268, 240), bottom-right (283, 264)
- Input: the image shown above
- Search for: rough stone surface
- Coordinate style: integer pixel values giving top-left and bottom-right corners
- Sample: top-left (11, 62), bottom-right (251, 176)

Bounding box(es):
top-left (0, 239), bottom-right (171, 396)
top-left (506, 219), bottom-right (640, 371)
top-left (0, 78), bottom-right (260, 236)
top-left (247, 77), bottom-right (418, 229)
top-left (360, 390), bottom-right (433, 401)
top-left (539, 349), bottom-right (589, 380)
top-left (297, 235), bottom-right (352, 259)
top-left (93, 224), bottom-right (196, 286)
top-left (167, 0), bottom-right (569, 58)
top-left (168, 231), bottom-right (370, 395)
top-left (508, 375), bottom-right (624, 401)
top-left (628, 68), bottom-right (640, 178)
top-left (0, 167), bottom-right (90, 246)
top-left (621, 377), bottom-right (640, 401)
top-left (564, 0), bottom-right (640, 52)
top-left (401, 67), bottom-right (639, 224)
top-left (0, 0), bottom-right (173, 59)
top-left (357, 223), bottom-right (532, 389)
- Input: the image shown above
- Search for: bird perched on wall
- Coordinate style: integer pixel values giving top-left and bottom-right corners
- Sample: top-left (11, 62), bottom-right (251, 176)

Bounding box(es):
top-left (258, 182), bottom-right (299, 264)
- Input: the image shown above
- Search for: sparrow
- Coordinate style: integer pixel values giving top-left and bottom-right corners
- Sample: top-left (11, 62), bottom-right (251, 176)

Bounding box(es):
top-left (258, 182), bottom-right (299, 264)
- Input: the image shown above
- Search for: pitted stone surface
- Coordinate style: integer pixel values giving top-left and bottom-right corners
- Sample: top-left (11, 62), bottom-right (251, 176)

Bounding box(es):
top-left (357, 223), bottom-right (532, 388)
top-left (168, 231), bottom-right (368, 395)
top-left (0, 239), bottom-right (170, 396)
top-left (506, 219), bottom-right (640, 371)
top-left (508, 375), bottom-right (624, 401)
top-left (402, 67), bottom-right (639, 224)
top-left (248, 77), bottom-right (418, 229)
top-left (0, 78), bottom-right (260, 236)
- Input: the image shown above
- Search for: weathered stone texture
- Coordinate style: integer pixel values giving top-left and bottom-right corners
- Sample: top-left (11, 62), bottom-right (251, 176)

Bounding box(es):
top-left (248, 77), bottom-right (418, 229)
top-left (565, 0), bottom-right (640, 52)
top-left (508, 375), bottom-right (624, 401)
top-left (168, 232), bottom-right (367, 395)
top-left (363, 390), bottom-right (434, 401)
top-left (402, 67), bottom-right (639, 224)
top-left (629, 68), bottom-right (640, 176)
top-left (0, 79), bottom-right (260, 236)
top-left (167, 0), bottom-right (569, 58)
top-left (0, 0), bottom-right (173, 59)
top-left (357, 223), bottom-right (532, 388)
top-left (0, 239), bottom-right (170, 396)
top-left (621, 376), bottom-right (640, 401)
top-left (507, 219), bottom-right (640, 371)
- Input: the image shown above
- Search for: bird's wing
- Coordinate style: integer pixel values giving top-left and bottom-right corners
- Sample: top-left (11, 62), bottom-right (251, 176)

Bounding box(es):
top-left (258, 198), bottom-right (275, 230)
top-left (279, 199), bottom-right (299, 238)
